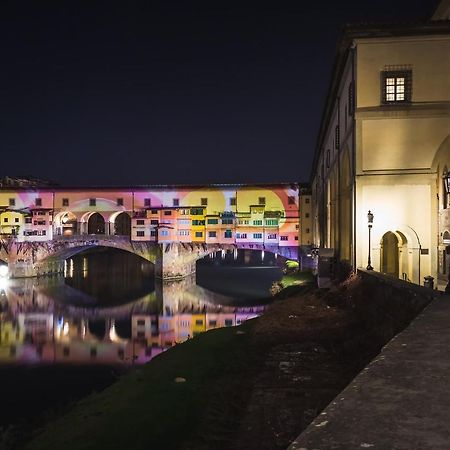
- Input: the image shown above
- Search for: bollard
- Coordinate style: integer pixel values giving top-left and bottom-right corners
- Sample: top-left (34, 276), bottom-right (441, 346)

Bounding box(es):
top-left (423, 275), bottom-right (434, 289)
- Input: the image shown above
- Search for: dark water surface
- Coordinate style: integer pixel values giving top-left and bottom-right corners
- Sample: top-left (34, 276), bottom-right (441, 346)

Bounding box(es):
top-left (0, 248), bottom-right (282, 428)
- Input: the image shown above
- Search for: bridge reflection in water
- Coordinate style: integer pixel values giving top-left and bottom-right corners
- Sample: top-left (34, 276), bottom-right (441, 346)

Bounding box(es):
top-left (0, 249), bottom-right (278, 366)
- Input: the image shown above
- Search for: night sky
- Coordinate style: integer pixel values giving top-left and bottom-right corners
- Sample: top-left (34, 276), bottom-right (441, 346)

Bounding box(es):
top-left (1, 1), bottom-right (437, 186)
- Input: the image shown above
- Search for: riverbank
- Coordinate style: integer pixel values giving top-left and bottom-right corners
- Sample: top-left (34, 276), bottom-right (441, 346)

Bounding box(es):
top-left (22, 271), bottom-right (434, 450)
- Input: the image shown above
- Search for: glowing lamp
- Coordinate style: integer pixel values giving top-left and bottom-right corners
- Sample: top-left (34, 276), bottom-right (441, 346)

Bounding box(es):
top-left (0, 265), bottom-right (8, 278)
top-left (444, 171), bottom-right (450, 195)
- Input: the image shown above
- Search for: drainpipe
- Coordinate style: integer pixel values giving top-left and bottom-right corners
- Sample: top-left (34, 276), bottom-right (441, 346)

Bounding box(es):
top-left (351, 45), bottom-right (357, 270)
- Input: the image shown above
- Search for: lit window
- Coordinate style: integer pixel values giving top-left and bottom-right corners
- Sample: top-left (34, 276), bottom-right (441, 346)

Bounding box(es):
top-left (382, 70), bottom-right (412, 103)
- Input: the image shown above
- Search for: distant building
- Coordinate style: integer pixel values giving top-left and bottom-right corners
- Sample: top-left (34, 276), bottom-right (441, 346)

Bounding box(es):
top-left (311, 2), bottom-right (450, 285)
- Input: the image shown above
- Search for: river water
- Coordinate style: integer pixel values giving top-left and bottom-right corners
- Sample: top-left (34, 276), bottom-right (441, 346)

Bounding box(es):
top-left (0, 248), bottom-right (282, 367)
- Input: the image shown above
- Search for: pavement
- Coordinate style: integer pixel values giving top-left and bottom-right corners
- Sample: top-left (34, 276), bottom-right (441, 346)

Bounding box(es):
top-left (288, 294), bottom-right (450, 450)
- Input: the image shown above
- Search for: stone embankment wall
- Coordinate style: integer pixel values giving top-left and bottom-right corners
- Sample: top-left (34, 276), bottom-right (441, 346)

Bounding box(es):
top-left (349, 269), bottom-right (438, 350)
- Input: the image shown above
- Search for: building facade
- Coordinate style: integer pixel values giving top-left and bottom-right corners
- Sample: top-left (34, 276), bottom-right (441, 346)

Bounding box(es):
top-left (0, 183), bottom-right (309, 251)
top-left (311, 7), bottom-right (450, 285)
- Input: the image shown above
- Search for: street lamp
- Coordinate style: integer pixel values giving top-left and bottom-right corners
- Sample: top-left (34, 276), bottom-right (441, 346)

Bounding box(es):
top-left (366, 210), bottom-right (374, 270)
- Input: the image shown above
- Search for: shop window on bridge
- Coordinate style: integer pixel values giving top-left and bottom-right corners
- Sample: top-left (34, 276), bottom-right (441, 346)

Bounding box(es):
top-left (280, 236), bottom-right (288, 241)
top-left (191, 208), bottom-right (204, 215)
top-left (164, 210), bottom-right (172, 216)
top-left (253, 233), bottom-right (263, 239)
top-left (136, 231), bottom-right (145, 237)
top-left (253, 220), bottom-right (263, 226)
top-left (136, 219), bottom-right (145, 225)
top-left (150, 220), bottom-right (158, 225)
top-left (224, 230), bottom-right (232, 238)
top-left (150, 230), bottom-right (157, 237)
top-left (224, 319), bottom-right (233, 327)
top-left (207, 218), bottom-right (218, 225)
top-left (267, 234), bottom-right (277, 240)
top-left (3, 218), bottom-right (8, 223)
top-left (208, 231), bottom-right (217, 238)
top-left (222, 218), bottom-right (233, 224)
top-left (195, 231), bottom-right (203, 238)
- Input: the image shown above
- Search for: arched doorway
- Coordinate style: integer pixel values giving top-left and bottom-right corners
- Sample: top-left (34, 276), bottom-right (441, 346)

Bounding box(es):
top-left (381, 232), bottom-right (399, 277)
top-left (114, 212), bottom-right (131, 236)
top-left (88, 213), bottom-right (105, 235)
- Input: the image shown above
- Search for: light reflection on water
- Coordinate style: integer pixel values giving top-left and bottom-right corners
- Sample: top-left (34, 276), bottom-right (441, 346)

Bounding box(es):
top-left (0, 249), bottom-right (282, 366)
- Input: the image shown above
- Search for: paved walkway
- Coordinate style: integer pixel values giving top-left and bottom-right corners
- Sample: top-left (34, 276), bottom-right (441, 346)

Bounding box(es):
top-left (288, 295), bottom-right (450, 450)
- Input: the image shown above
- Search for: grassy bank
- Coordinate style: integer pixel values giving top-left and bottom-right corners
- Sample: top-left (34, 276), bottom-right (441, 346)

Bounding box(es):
top-left (23, 272), bottom-right (434, 450)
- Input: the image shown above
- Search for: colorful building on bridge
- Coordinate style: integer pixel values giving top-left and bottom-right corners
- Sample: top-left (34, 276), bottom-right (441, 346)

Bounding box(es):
top-left (0, 183), bottom-right (310, 250)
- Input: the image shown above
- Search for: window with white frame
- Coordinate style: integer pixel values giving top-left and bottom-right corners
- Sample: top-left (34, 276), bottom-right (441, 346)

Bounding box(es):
top-left (382, 70), bottom-right (412, 103)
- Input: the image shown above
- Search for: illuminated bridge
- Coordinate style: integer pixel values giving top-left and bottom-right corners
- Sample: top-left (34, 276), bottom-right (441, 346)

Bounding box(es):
top-left (0, 183), bottom-right (308, 279)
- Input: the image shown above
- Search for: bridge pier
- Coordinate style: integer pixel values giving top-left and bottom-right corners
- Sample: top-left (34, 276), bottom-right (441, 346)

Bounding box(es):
top-left (154, 243), bottom-right (213, 280)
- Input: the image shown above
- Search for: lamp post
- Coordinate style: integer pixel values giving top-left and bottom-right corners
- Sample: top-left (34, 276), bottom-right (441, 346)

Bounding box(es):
top-left (366, 210), bottom-right (374, 270)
